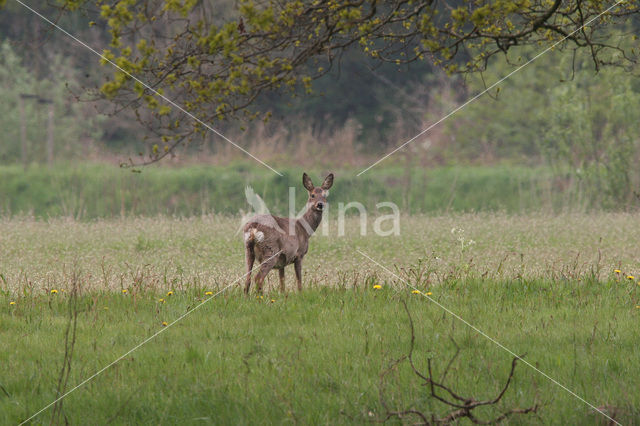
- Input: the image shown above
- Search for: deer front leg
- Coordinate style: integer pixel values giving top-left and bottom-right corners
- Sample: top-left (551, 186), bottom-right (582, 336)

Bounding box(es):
top-left (244, 245), bottom-right (255, 294)
top-left (294, 259), bottom-right (303, 291)
top-left (278, 268), bottom-right (286, 292)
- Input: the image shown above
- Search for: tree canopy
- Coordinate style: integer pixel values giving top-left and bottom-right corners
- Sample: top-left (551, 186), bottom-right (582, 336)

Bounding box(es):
top-left (4, 0), bottom-right (639, 164)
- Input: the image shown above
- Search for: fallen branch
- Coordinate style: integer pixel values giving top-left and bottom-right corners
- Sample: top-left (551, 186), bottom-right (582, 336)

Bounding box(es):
top-left (378, 300), bottom-right (538, 425)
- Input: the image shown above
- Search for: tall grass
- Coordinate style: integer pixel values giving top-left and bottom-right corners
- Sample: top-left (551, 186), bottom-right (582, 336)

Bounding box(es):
top-left (0, 162), bottom-right (594, 219)
top-left (2, 214), bottom-right (640, 423)
top-left (2, 214), bottom-right (640, 294)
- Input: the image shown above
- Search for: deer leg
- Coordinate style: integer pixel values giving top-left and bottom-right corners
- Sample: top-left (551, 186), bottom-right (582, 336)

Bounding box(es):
top-left (294, 259), bottom-right (303, 291)
top-left (255, 257), bottom-right (277, 294)
top-left (243, 244), bottom-right (255, 294)
top-left (278, 268), bottom-right (286, 292)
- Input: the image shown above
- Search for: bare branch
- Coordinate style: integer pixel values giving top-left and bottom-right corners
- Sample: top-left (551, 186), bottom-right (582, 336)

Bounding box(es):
top-left (377, 299), bottom-right (538, 424)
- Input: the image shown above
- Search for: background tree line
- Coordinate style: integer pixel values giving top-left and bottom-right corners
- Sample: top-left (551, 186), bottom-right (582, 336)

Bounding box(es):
top-left (0, 1), bottom-right (639, 209)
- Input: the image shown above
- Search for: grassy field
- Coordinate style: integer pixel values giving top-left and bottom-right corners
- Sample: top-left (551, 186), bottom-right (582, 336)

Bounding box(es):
top-left (1, 214), bottom-right (640, 424)
top-left (0, 162), bottom-right (587, 218)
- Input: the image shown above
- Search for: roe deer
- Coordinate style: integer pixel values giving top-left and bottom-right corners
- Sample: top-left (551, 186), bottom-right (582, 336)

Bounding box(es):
top-left (243, 172), bottom-right (334, 293)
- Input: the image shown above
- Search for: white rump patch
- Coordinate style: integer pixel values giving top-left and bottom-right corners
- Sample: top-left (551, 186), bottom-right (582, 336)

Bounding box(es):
top-left (244, 228), bottom-right (265, 243)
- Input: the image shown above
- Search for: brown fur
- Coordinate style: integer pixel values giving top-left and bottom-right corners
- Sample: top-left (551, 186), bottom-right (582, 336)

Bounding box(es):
top-left (243, 172), bottom-right (333, 293)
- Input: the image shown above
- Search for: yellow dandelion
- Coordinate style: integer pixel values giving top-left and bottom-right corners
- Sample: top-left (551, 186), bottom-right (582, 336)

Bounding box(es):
top-left (162, 321), bottom-right (168, 326)
top-left (9, 301), bottom-right (16, 305)
top-left (270, 299), bottom-right (276, 303)
top-left (426, 292), bottom-right (433, 296)
top-left (104, 307), bottom-right (109, 310)
top-left (373, 284), bottom-right (382, 290)
top-left (627, 275), bottom-right (635, 281)
top-left (636, 305), bottom-right (640, 309)
top-left (411, 290), bottom-right (421, 294)
top-left (122, 289), bottom-right (128, 294)
top-left (205, 291), bottom-right (213, 296)
top-left (50, 289), bottom-right (58, 294)
top-left (167, 291), bottom-right (174, 296)
top-left (614, 269), bottom-right (621, 274)
top-left (158, 298), bottom-right (165, 303)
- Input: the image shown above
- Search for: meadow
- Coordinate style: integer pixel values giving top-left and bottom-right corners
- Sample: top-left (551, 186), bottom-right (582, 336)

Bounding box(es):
top-left (2, 213), bottom-right (640, 424)
top-left (0, 163), bottom-right (586, 218)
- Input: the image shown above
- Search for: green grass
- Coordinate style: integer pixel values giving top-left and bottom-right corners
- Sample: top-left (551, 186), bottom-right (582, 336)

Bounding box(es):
top-left (2, 279), bottom-right (639, 424)
top-left (1, 214), bottom-right (640, 424)
top-left (0, 162), bottom-right (579, 218)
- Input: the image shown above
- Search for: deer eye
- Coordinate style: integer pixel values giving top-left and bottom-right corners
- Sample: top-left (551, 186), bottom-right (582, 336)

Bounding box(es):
top-left (311, 194), bottom-right (315, 198)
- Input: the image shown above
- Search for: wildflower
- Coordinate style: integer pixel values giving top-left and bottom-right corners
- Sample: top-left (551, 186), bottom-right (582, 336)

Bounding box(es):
top-left (9, 301), bottom-right (16, 305)
top-left (167, 291), bottom-right (174, 296)
top-left (158, 298), bottom-right (165, 303)
top-left (614, 269), bottom-right (621, 274)
top-left (411, 290), bottom-right (421, 294)
top-left (50, 289), bottom-right (58, 294)
top-left (104, 307), bottom-right (109, 310)
top-left (205, 291), bottom-right (213, 296)
top-left (426, 292), bottom-right (433, 296)
top-left (636, 305), bottom-right (640, 309)
top-left (373, 284), bottom-right (382, 290)
top-left (122, 289), bottom-right (128, 294)
top-left (162, 321), bottom-right (168, 326)
top-left (270, 299), bottom-right (276, 303)
top-left (627, 275), bottom-right (635, 281)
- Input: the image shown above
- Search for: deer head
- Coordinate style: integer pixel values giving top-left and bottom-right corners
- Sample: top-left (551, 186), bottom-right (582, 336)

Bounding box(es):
top-left (303, 172), bottom-right (334, 212)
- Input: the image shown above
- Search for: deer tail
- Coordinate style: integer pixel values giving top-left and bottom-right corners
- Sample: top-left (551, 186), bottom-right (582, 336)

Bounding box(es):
top-left (243, 227), bottom-right (264, 247)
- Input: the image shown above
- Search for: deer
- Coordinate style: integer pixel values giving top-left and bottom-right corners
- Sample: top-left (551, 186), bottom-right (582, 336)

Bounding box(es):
top-left (243, 172), bottom-right (334, 294)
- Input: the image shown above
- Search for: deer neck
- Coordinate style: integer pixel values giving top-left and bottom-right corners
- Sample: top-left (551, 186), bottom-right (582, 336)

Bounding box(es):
top-left (298, 204), bottom-right (323, 236)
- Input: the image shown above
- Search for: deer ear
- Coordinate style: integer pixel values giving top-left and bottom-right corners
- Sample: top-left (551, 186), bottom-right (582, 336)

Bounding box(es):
top-left (302, 172), bottom-right (315, 191)
top-left (321, 173), bottom-right (334, 190)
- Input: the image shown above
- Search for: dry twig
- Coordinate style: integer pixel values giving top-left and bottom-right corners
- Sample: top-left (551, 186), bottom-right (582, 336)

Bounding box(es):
top-left (378, 300), bottom-right (538, 425)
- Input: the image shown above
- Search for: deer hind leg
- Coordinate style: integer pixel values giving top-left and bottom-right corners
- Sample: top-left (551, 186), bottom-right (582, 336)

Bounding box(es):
top-left (243, 244), bottom-right (255, 294)
top-left (254, 255), bottom-right (277, 294)
top-left (278, 268), bottom-right (285, 292)
top-left (294, 259), bottom-right (303, 292)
